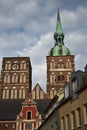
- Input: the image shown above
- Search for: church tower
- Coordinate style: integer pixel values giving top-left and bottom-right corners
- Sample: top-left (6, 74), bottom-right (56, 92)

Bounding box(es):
top-left (0, 57), bottom-right (32, 99)
top-left (46, 9), bottom-right (75, 99)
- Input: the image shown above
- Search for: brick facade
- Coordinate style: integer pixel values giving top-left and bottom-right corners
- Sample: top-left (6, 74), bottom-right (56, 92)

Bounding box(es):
top-left (46, 55), bottom-right (75, 98)
top-left (0, 57), bottom-right (32, 99)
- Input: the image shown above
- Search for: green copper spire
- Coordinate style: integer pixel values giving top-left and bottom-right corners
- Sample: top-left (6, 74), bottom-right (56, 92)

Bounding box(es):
top-left (54, 8), bottom-right (64, 45)
top-left (48, 8), bottom-right (72, 56)
top-left (56, 8), bottom-right (63, 34)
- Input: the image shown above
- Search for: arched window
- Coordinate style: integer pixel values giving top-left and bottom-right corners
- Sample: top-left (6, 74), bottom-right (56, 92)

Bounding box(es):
top-left (20, 61), bottom-right (26, 70)
top-left (50, 62), bottom-right (52, 69)
top-left (54, 62), bottom-right (58, 68)
top-left (20, 73), bottom-right (26, 83)
top-left (19, 87), bottom-right (25, 99)
top-left (11, 86), bottom-right (17, 99)
top-left (66, 59), bottom-right (72, 68)
top-left (50, 75), bottom-right (56, 83)
top-left (58, 59), bottom-right (64, 68)
top-left (4, 74), bottom-right (10, 83)
top-left (2, 87), bottom-right (9, 99)
top-left (5, 61), bottom-right (11, 70)
top-left (27, 111), bottom-right (32, 119)
top-left (58, 75), bottom-right (64, 81)
top-left (12, 73), bottom-right (18, 83)
top-left (50, 75), bottom-right (53, 83)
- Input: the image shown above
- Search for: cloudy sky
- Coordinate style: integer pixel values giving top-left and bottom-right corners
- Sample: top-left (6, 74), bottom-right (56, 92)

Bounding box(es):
top-left (0, 0), bottom-right (87, 91)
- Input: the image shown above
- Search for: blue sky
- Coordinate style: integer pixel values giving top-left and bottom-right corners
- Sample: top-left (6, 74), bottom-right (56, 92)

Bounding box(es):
top-left (0, 0), bottom-right (87, 91)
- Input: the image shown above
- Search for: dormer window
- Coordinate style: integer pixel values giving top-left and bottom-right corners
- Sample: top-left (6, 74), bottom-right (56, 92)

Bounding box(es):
top-left (65, 85), bottom-right (69, 98)
top-left (72, 78), bottom-right (78, 100)
top-left (72, 78), bottom-right (77, 91)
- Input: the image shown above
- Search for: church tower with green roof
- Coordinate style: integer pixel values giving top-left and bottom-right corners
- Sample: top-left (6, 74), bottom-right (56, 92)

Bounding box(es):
top-left (46, 9), bottom-right (75, 99)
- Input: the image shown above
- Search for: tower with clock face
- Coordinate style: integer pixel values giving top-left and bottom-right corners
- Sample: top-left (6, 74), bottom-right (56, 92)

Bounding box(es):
top-left (0, 57), bottom-right (32, 99)
top-left (12, 63), bottom-right (19, 70)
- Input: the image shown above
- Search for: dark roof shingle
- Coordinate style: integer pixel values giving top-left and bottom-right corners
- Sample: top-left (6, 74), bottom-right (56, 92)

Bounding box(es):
top-left (0, 99), bottom-right (24, 121)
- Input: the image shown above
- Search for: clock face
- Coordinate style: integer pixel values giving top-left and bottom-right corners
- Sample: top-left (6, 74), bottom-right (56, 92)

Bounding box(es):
top-left (12, 63), bottom-right (19, 70)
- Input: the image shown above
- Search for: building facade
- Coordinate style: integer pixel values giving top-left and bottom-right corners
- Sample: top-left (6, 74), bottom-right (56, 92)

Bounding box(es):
top-left (16, 98), bottom-right (42, 130)
top-left (0, 98), bottom-right (51, 130)
top-left (38, 65), bottom-right (87, 130)
top-left (0, 57), bottom-right (32, 99)
top-left (46, 9), bottom-right (75, 98)
top-left (58, 66), bottom-right (87, 130)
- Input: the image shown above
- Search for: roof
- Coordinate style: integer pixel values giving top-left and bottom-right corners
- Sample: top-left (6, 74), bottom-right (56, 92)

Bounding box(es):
top-left (55, 8), bottom-right (64, 36)
top-left (3, 57), bottom-right (30, 60)
top-left (36, 99), bottom-right (51, 117)
top-left (0, 99), bottom-right (51, 121)
top-left (48, 9), bottom-right (72, 56)
top-left (48, 44), bottom-right (71, 56)
top-left (0, 99), bottom-right (24, 121)
top-left (33, 83), bottom-right (45, 93)
top-left (44, 95), bottom-right (58, 114)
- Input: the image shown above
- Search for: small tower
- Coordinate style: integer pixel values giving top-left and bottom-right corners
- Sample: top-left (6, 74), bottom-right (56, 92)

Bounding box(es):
top-left (46, 9), bottom-right (75, 99)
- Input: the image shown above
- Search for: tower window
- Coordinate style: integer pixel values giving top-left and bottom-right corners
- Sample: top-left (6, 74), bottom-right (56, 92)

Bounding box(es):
top-left (12, 73), bottom-right (18, 83)
top-left (54, 62), bottom-right (57, 68)
top-left (4, 74), bottom-right (10, 83)
top-left (5, 61), bottom-right (11, 70)
top-left (20, 73), bottom-right (26, 83)
top-left (11, 87), bottom-right (17, 99)
top-left (19, 87), bottom-right (25, 99)
top-left (58, 75), bottom-right (64, 81)
top-left (58, 60), bottom-right (64, 68)
top-left (20, 61), bottom-right (26, 69)
top-left (2, 87), bottom-right (9, 99)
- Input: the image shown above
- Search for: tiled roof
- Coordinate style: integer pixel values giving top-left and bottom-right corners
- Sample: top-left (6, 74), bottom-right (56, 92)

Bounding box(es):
top-left (36, 99), bottom-right (51, 118)
top-left (0, 99), bottom-right (51, 121)
top-left (0, 99), bottom-right (24, 121)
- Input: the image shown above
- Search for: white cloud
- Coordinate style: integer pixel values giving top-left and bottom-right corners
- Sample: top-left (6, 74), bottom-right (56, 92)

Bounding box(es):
top-left (61, 6), bottom-right (87, 31)
top-left (17, 32), bottom-right (53, 64)
top-left (0, 33), bottom-right (37, 56)
top-left (0, 0), bottom-right (57, 33)
top-left (17, 32), bottom-right (53, 88)
top-left (64, 30), bottom-right (87, 71)
top-left (0, 0), bottom-right (87, 90)
top-left (60, 6), bottom-right (87, 71)
top-left (32, 63), bottom-right (46, 90)
top-left (75, 54), bottom-right (87, 71)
